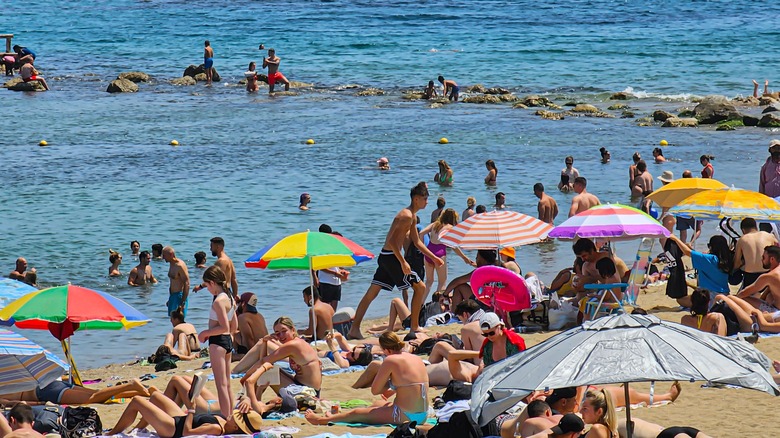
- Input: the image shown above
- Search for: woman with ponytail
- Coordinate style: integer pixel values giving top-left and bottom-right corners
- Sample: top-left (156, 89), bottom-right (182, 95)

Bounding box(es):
top-left (580, 389), bottom-right (618, 438)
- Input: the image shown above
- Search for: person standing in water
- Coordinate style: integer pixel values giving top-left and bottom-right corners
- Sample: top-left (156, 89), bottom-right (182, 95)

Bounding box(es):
top-left (485, 160), bottom-right (498, 185)
top-left (163, 246), bottom-right (191, 318)
top-left (348, 182), bottom-right (444, 339)
top-left (203, 40), bottom-right (214, 86)
top-left (437, 75), bottom-right (459, 101)
top-left (263, 48), bottom-right (290, 93)
top-left (558, 156), bottom-right (579, 192)
top-left (700, 154), bottom-right (714, 178)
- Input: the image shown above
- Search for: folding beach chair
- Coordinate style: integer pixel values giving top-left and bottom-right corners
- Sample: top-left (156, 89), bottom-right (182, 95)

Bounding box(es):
top-left (624, 237), bottom-right (655, 307)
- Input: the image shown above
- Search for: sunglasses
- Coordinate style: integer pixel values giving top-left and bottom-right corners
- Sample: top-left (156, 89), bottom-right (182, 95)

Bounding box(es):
top-left (482, 330), bottom-right (496, 337)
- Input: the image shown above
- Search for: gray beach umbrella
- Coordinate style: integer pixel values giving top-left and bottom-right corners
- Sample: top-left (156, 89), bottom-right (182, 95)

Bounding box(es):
top-left (471, 314), bottom-right (778, 435)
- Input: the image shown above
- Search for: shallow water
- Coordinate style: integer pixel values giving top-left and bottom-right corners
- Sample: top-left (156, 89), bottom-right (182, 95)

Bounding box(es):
top-left (1, 0), bottom-right (780, 366)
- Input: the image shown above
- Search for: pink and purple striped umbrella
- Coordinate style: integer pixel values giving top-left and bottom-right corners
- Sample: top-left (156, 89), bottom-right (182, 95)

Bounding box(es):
top-left (548, 204), bottom-right (669, 241)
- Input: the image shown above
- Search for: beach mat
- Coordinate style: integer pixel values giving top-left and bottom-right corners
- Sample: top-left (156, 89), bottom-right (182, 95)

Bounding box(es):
top-left (304, 434), bottom-right (385, 438)
top-left (329, 418), bottom-right (436, 428)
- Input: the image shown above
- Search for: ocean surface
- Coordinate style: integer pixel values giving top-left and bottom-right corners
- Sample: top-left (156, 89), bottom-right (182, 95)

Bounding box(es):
top-left (2, 0), bottom-right (780, 367)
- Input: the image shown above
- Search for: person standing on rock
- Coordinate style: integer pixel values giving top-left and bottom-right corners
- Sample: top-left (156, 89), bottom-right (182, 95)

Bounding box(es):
top-left (203, 40), bottom-right (214, 86)
top-left (437, 75), bottom-right (459, 101)
top-left (263, 48), bottom-right (290, 93)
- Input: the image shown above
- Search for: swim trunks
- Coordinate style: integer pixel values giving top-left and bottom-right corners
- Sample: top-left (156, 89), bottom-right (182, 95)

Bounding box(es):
top-left (35, 380), bottom-right (72, 404)
top-left (203, 57), bottom-right (214, 69)
top-left (448, 85), bottom-right (459, 100)
top-left (167, 291), bottom-right (189, 319)
top-left (268, 71), bottom-right (284, 86)
top-left (318, 282), bottom-right (342, 303)
top-left (657, 426), bottom-right (700, 438)
top-left (208, 334), bottom-right (233, 352)
top-left (424, 242), bottom-right (447, 264)
top-left (22, 75), bottom-right (37, 82)
top-left (371, 250), bottom-right (421, 292)
top-left (675, 216), bottom-right (695, 231)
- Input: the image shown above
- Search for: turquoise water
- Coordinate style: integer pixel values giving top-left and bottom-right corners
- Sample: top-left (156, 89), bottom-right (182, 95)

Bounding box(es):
top-left (2, 0), bottom-right (780, 366)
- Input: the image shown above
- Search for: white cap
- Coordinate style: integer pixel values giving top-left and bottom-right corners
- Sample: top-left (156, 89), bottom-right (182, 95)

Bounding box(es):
top-left (480, 312), bottom-right (502, 330)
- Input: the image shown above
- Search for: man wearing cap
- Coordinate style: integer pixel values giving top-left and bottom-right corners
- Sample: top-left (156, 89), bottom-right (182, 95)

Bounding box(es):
top-left (534, 183), bottom-right (558, 225)
top-left (235, 292), bottom-right (268, 356)
top-left (527, 414), bottom-right (585, 438)
top-left (759, 140), bottom-right (780, 198)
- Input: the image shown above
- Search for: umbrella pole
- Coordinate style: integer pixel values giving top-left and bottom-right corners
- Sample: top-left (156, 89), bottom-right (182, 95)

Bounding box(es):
top-left (309, 257), bottom-right (317, 346)
top-left (62, 338), bottom-right (83, 387)
top-left (624, 383), bottom-right (633, 438)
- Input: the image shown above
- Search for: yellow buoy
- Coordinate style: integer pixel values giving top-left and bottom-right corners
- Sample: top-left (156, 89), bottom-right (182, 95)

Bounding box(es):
top-left (39, 140), bottom-right (48, 146)
top-left (439, 137), bottom-right (449, 144)
top-left (306, 139), bottom-right (315, 145)
top-left (659, 139), bottom-right (668, 146)
top-left (170, 140), bottom-right (179, 146)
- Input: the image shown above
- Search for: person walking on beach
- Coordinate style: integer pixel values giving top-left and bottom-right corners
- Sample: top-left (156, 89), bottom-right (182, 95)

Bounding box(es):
top-left (163, 246), bottom-right (191, 318)
top-left (263, 48), bottom-right (290, 93)
top-left (194, 237), bottom-right (238, 300)
top-left (203, 40), bottom-right (214, 86)
top-left (437, 75), bottom-right (459, 101)
top-left (568, 177), bottom-right (600, 217)
top-left (347, 182), bottom-right (444, 339)
top-left (759, 140), bottom-right (780, 198)
top-left (534, 183), bottom-right (559, 225)
top-left (128, 251), bottom-right (157, 287)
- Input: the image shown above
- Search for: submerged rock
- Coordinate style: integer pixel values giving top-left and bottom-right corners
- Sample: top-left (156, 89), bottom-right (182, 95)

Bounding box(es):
top-left (571, 104), bottom-right (599, 113)
top-left (106, 78), bottom-right (138, 93)
top-left (621, 111), bottom-right (635, 118)
top-left (485, 87), bottom-right (510, 95)
top-left (170, 76), bottom-right (197, 86)
top-left (465, 84), bottom-right (487, 94)
top-left (356, 87), bottom-right (385, 96)
top-left (402, 91), bottom-right (426, 100)
top-left (692, 95), bottom-right (742, 124)
top-left (462, 94), bottom-right (502, 104)
top-left (758, 113), bottom-right (780, 128)
top-left (118, 71), bottom-right (150, 83)
top-left (512, 102), bottom-right (528, 109)
top-left (535, 110), bottom-right (565, 120)
top-left (497, 94), bottom-right (519, 102)
top-left (677, 109), bottom-right (695, 118)
top-left (522, 95), bottom-right (553, 107)
top-left (608, 103), bottom-right (628, 110)
top-left (662, 117), bottom-right (698, 128)
top-left (716, 124), bottom-right (735, 131)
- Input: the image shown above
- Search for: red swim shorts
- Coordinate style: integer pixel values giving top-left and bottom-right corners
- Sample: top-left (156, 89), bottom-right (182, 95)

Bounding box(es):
top-left (23, 75), bottom-right (37, 82)
top-left (268, 71), bottom-right (284, 86)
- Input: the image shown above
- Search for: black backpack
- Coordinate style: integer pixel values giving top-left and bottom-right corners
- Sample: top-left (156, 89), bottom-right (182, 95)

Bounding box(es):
top-left (61, 406), bottom-right (102, 438)
top-left (442, 380), bottom-right (473, 402)
top-left (427, 411), bottom-right (481, 438)
top-left (387, 421), bottom-right (419, 438)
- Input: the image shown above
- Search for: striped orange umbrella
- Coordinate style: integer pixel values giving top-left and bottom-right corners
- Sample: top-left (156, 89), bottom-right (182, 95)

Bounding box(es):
top-left (439, 210), bottom-right (553, 250)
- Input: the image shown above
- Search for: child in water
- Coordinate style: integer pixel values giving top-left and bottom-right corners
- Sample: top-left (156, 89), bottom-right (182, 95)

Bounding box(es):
top-left (423, 80), bottom-right (438, 100)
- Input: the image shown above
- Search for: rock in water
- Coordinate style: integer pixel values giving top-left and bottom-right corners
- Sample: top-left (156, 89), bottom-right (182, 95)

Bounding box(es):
top-left (732, 96), bottom-right (760, 106)
top-left (535, 110), bottom-right (565, 120)
top-left (465, 84), bottom-right (487, 94)
top-left (118, 71), bottom-right (150, 82)
top-left (462, 95), bottom-right (502, 104)
top-left (184, 64), bottom-right (221, 82)
top-left (356, 88), bottom-right (385, 96)
top-left (609, 91), bottom-right (632, 100)
top-left (692, 95), bottom-right (742, 124)
top-left (759, 96), bottom-right (778, 106)
top-left (716, 124), bottom-right (736, 131)
top-left (762, 105), bottom-right (779, 114)
top-left (571, 104), bottom-right (599, 113)
top-left (4, 77), bottom-right (46, 91)
top-left (485, 87), bottom-right (510, 95)
top-left (170, 76), bottom-right (197, 86)
top-left (522, 95), bottom-right (553, 107)
top-left (652, 110), bottom-right (675, 122)
top-left (608, 103), bottom-right (628, 110)
top-left (662, 117), bottom-right (698, 128)
top-left (512, 102), bottom-right (528, 109)
top-left (758, 113), bottom-right (780, 128)
top-left (106, 78), bottom-right (139, 93)
top-left (742, 115), bottom-right (760, 127)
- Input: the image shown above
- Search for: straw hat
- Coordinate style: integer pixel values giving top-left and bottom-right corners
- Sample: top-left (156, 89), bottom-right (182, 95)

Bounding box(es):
top-left (658, 170), bottom-right (675, 183)
top-left (232, 410), bottom-right (263, 434)
top-left (769, 139), bottom-right (780, 151)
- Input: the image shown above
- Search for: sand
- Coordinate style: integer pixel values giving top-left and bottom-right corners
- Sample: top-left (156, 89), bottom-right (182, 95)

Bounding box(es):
top-left (80, 282), bottom-right (779, 437)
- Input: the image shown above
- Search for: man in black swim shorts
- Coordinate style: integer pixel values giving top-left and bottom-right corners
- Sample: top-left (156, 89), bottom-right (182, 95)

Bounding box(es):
top-left (348, 182), bottom-right (444, 339)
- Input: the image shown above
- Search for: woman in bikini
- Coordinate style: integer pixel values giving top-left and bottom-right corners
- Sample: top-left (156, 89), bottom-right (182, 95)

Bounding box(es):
top-left (420, 208), bottom-right (474, 294)
top-left (434, 159), bottom-right (454, 186)
top-left (681, 288), bottom-right (727, 335)
top-left (700, 154), bottom-right (714, 178)
top-left (320, 331), bottom-right (375, 369)
top-left (628, 152), bottom-right (641, 192)
top-left (485, 159), bottom-right (498, 185)
top-left (305, 331), bottom-right (429, 426)
top-left (580, 389), bottom-right (618, 438)
top-left (197, 266), bottom-right (237, 419)
top-left (237, 317), bottom-right (322, 414)
top-left (107, 391), bottom-right (262, 437)
top-left (109, 249), bottom-right (122, 277)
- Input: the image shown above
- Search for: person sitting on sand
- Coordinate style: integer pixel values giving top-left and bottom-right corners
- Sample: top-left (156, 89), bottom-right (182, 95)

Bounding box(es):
top-left (305, 331), bottom-right (429, 426)
top-left (578, 257), bottom-right (623, 322)
top-left (299, 192), bottom-right (311, 210)
top-left (0, 404), bottom-right (44, 438)
top-left (106, 392), bottom-right (262, 436)
top-left (546, 257), bottom-right (583, 298)
top-left (753, 79), bottom-right (780, 100)
top-left (298, 286), bottom-right (334, 340)
top-left (580, 389), bottom-right (618, 438)
top-left (368, 290), bottom-right (449, 334)
top-left (234, 292), bottom-right (268, 357)
top-left (423, 80), bottom-right (438, 100)
top-left (109, 249), bottom-right (122, 277)
top-left (571, 239), bottom-right (628, 295)
top-left (164, 309), bottom-right (200, 360)
top-left (236, 317), bottom-right (322, 414)
top-left (0, 379), bottom-right (152, 406)
top-left (320, 331), bottom-right (375, 369)
top-left (19, 56), bottom-right (49, 91)
top-left (445, 249), bottom-right (500, 309)
top-left (681, 288), bottom-right (727, 336)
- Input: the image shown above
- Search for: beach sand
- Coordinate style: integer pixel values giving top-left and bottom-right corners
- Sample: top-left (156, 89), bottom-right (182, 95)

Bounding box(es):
top-left (82, 282), bottom-right (778, 437)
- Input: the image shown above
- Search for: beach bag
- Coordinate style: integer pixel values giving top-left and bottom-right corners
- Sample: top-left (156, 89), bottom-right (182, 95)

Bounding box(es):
top-left (427, 411), bottom-right (482, 438)
top-left (709, 300), bottom-right (740, 336)
top-left (443, 380), bottom-right (472, 402)
top-left (387, 421), bottom-right (420, 438)
top-left (155, 357), bottom-right (178, 372)
top-left (547, 293), bottom-right (578, 331)
top-left (60, 406), bottom-right (101, 438)
top-left (33, 405), bottom-right (64, 434)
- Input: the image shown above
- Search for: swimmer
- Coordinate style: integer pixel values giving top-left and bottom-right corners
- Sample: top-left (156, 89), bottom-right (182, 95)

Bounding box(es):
top-left (437, 75), bottom-right (459, 101)
top-left (568, 177), bottom-right (600, 217)
top-left (423, 80), bottom-right (438, 100)
top-left (245, 62), bottom-right (258, 92)
top-left (377, 157), bottom-right (390, 170)
top-left (263, 48), bottom-right (290, 93)
top-left (485, 159), bottom-right (498, 185)
top-left (653, 147), bottom-right (666, 163)
top-left (434, 160), bottom-right (453, 186)
top-left (599, 147), bottom-right (610, 163)
top-left (203, 40), bottom-right (214, 86)
top-left (700, 154), bottom-right (714, 178)
top-left (194, 251), bottom-right (207, 269)
top-left (130, 240), bottom-right (141, 257)
top-left (128, 251), bottom-right (157, 287)
top-left (299, 193), bottom-right (311, 210)
top-left (557, 156), bottom-right (579, 192)
top-left (534, 183), bottom-right (558, 225)
top-left (109, 249), bottom-right (122, 277)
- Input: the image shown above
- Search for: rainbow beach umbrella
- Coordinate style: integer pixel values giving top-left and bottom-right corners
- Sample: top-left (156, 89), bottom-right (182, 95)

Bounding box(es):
top-left (670, 187), bottom-right (780, 221)
top-left (0, 285), bottom-right (150, 385)
top-left (245, 231), bottom-right (374, 271)
top-left (549, 204), bottom-right (669, 241)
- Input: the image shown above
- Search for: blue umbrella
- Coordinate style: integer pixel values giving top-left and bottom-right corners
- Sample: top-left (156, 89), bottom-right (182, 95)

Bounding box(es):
top-left (0, 329), bottom-right (69, 393)
top-left (0, 278), bottom-right (37, 323)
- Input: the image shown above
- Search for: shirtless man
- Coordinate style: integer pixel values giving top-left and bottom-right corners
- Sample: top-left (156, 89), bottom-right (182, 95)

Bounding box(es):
top-left (347, 182), bottom-right (444, 339)
top-left (437, 75), bottom-right (459, 101)
top-left (534, 183), bottom-right (559, 225)
top-left (568, 177), bottom-right (600, 217)
top-left (263, 48), bottom-right (290, 93)
top-left (19, 57), bottom-right (49, 91)
top-left (298, 286), bottom-right (334, 340)
top-left (8, 258), bottom-right (27, 282)
top-left (495, 192), bottom-right (506, 210)
top-left (632, 160), bottom-right (654, 212)
top-left (165, 309), bottom-right (200, 360)
top-left (735, 245), bottom-right (780, 312)
top-left (203, 40), bottom-right (214, 86)
top-left (162, 246), bottom-right (190, 318)
top-left (194, 237), bottom-right (238, 300)
top-left (572, 238), bottom-right (628, 293)
top-left (235, 293), bottom-right (268, 356)
top-left (453, 299), bottom-right (485, 355)
top-left (0, 404), bottom-right (44, 438)
top-left (127, 251), bottom-right (157, 287)
top-left (733, 218), bottom-right (778, 288)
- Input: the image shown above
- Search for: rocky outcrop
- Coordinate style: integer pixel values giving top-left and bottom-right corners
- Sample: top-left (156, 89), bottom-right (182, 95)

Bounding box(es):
top-left (758, 113), bottom-right (780, 128)
top-left (356, 88), bottom-right (385, 96)
top-left (512, 102), bottom-right (528, 109)
top-left (462, 94), bottom-right (502, 104)
top-left (759, 96), bottom-right (778, 106)
top-left (716, 124), bottom-right (735, 131)
top-left (732, 96), bottom-right (760, 106)
top-left (522, 95), bottom-right (553, 107)
top-left (118, 71), bottom-right (150, 83)
top-left (170, 76), bottom-right (197, 86)
top-left (4, 77), bottom-right (46, 91)
top-left (677, 109), bottom-right (695, 118)
top-left (106, 78), bottom-right (138, 93)
top-left (608, 103), bottom-right (627, 110)
top-left (662, 117), bottom-right (698, 128)
top-left (762, 105), bottom-right (779, 114)
top-left (743, 115), bottom-right (760, 127)
top-left (402, 91), bottom-right (426, 100)
top-left (610, 91), bottom-right (633, 100)
top-left (692, 95), bottom-right (742, 124)
top-left (183, 64), bottom-right (221, 82)
top-left (535, 110), bottom-right (564, 120)
top-left (621, 111), bottom-right (635, 118)
top-left (571, 104), bottom-right (599, 113)
top-left (465, 84), bottom-right (487, 94)
top-left (485, 87), bottom-right (510, 95)
top-left (653, 110), bottom-right (675, 122)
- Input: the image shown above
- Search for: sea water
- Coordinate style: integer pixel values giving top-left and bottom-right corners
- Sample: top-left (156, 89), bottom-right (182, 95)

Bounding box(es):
top-left (1, 0), bottom-right (779, 366)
